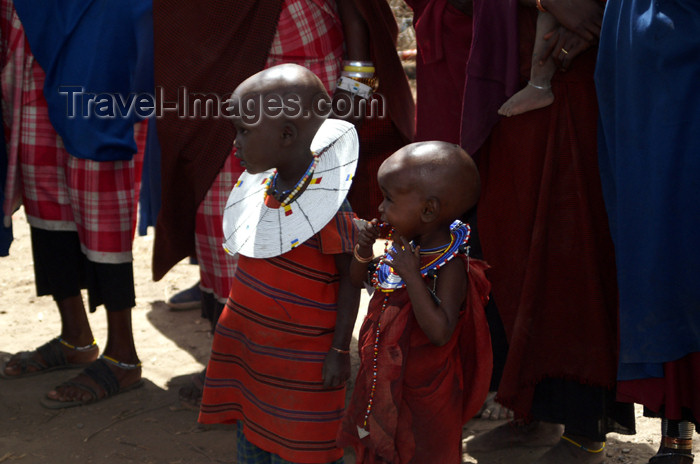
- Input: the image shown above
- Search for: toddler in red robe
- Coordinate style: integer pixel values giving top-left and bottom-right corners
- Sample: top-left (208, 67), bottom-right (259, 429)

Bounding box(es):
top-left (338, 141), bottom-right (493, 463)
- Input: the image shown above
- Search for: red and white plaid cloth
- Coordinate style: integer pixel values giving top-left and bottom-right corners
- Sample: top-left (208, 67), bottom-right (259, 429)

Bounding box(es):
top-left (1, 0), bottom-right (145, 263)
top-left (68, 122), bottom-right (146, 263)
top-left (195, 0), bottom-right (344, 301)
top-left (266, 0), bottom-right (344, 91)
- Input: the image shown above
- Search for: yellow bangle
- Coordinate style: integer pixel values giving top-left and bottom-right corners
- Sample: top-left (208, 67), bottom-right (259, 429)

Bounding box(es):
top-left (330, 346), bottom-right (350, 354)
top-left (536, 0), bottom-right (547, 12)
top-left (343, 65), bottom-right (376, 74)
top-left (353, 244), bottom-right (374, 263)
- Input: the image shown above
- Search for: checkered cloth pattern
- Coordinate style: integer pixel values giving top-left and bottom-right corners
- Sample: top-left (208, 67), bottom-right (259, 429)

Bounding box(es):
top-left (68, 121), bottom-right (146, 263)
top-left (195, 0), bottom-right (343, 301)
top-left (195, 153), bottom-right (240, 301)
top-left (266, 0), bottom-right (344, 91)
top-left (1, 2), bottom-right (74, 228)
top-left (1, 0), bottom-right (146, 263)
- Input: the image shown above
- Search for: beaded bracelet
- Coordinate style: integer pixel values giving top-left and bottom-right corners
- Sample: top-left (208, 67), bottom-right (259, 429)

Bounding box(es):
top-left (347, 75), bottom-right (379, 92)
top-left (337, 76), bottom-right (374, 99)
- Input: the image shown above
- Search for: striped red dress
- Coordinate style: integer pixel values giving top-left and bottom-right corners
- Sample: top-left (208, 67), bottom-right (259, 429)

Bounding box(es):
top-left (199, 210), bottom-right (355, 463)
top-left (194, 0), bottom-right (344, 303)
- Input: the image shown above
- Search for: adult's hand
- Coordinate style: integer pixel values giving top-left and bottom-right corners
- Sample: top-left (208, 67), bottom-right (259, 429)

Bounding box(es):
top-left (541, 0), bottom-right (604, 43)
top-left (541, 26), bottom-right (592, 70)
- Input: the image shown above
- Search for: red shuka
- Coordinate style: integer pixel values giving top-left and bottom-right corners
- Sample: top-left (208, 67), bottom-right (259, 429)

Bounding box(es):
top-left (338, 257), bottom-right (492, 463)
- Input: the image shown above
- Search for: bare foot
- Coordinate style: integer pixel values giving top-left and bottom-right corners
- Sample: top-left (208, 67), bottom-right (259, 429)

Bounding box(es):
top-left (479, 391), bottom-right (515, 421)
top-left (44, 358), bottom-right (142, 406)
top-left (178, 369), bottom-right (206, 410)
top-left (2, 337), bottom-right (98, 378)
top-left (533, 437), bottom-right (606, 464)
top-left (464, 420), bottom-right (563, 453)
top-left (498, 82), bottom-right (554, 117)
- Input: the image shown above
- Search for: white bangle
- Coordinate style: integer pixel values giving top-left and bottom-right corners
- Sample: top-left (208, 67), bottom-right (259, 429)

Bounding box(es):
top-left (336, 76), bottom-right (373, 99)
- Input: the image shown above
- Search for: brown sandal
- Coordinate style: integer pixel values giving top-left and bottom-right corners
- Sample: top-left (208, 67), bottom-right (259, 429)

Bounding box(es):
top-left (0, 337), bottom-right (98, 379)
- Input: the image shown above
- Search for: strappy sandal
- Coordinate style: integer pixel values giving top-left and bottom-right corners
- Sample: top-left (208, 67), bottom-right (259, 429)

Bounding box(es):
top-left (0, 337), bottom-right (98, 379)
top-left (40, 356), bottom-right (144, 409)
top-left (649, 452), bottom-right (695, 464)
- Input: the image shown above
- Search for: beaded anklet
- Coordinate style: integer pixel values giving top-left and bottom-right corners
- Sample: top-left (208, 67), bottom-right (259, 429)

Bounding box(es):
top-left (101, 355), bottom-right (142, 370)
top-left (528, 80), bottom-right (552, 91)
top-left (560, 435), bottom-right (606, 453)
top-left (663, 437), bottom-right (694, 451)
top-left (58, 337), bottom-right (97, 352)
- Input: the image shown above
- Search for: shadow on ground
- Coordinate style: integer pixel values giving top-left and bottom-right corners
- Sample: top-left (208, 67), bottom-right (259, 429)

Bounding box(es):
top-left (146, 300), bottom-right (213, 367)
top-left (461, 419), bottom-right (658, 464)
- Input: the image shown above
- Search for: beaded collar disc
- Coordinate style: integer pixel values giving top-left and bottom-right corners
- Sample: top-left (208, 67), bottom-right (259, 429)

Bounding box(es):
top-left (371, 220), bottom-right (471, 291)
top-left (222, 119), bottom-right (359, 258)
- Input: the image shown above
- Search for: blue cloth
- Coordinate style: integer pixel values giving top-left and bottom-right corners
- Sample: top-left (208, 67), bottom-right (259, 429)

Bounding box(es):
top-left (596, 0), bottom-right (700, 381)
top-left (14, 0), bottom-right (153, 161)
top-left (138, 116), bottom-right (161, 236)
top-left (0, 101), bottom-right (11, 256)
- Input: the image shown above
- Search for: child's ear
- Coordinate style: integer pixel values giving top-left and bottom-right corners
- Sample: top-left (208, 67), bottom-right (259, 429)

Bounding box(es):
top-left (281, 123), bottom-right (297, 146)
top-left (421, 196), bottom-right (440, 223)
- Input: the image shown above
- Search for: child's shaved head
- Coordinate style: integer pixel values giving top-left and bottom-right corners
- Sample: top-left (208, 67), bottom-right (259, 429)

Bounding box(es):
top-left (379, 141), bottom-right (480, 221)
top-left (231, 63), bottom-right (329, 145)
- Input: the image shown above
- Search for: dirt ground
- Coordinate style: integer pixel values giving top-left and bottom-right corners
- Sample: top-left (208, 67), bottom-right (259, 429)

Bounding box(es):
top-left (1, 209), bottom-right (697, 464)
top-left (0, 4), bottom-right (696, 462)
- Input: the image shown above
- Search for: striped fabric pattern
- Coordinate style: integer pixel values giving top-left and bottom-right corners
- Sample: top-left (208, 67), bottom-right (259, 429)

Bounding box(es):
top-left (236, 422), bottom-right (344, 464)
top-left (199, 210), bottom-right (355, 464)
top-left (194, 0), bottom-right (343, 301)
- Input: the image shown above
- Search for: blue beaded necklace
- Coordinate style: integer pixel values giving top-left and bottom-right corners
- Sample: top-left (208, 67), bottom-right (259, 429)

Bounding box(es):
top-left (371, 220), bottom-right (471, 292)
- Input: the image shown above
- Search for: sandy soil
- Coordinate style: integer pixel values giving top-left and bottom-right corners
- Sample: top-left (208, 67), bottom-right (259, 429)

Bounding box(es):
top-left (1, 209), bottom-right (697, 464)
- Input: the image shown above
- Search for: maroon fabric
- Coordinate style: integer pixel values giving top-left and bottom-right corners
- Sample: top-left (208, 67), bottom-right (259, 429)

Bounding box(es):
top-left (152, 0), bottom-right (413, 279)
top-left (474, 8), bottom-right (619, 418)
top-left (338, 257), bottom-right (492, 463)
top-left (618, 353), bottom-right (700, 424)
top-left (347, 111), bottom-right (403, 220)
top-left (407, 0), bottom-right (473, 144)
top-left (460, 0), bottom-right (519, 155)
top-left (152, 0), bottom-right (284, 281)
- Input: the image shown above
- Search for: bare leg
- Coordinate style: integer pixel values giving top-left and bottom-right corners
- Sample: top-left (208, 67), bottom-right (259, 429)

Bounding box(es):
top-left (498, 11), bottom-right (557, 117)
top-left (2, 295), bottom-right (98, 376)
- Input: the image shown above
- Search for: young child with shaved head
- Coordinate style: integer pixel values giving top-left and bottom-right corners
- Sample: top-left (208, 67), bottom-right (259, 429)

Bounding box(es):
top-left (338, 141), bottom-right (493, 463)
top-left (198, 64), bottom-right (361, 464)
